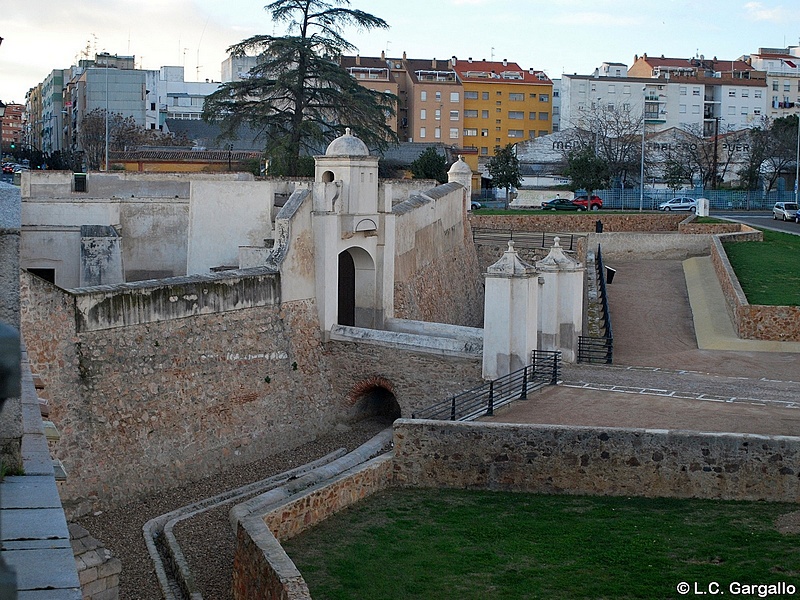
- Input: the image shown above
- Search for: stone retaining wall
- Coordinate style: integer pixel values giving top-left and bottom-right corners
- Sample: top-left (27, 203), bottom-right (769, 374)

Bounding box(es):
top-left (233, 418), bottom-right (800, 598)
top-left (711, 235), bottom-right (800, 341)
top-left (471, 212), bottom-right (686, 233)
top-left (70, 523), bottom-right (121, 600)
top-left (392, 419), bottom-right (800, 501)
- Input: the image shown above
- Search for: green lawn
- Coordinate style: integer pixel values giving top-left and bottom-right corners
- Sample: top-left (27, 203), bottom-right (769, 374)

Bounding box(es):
top-left (282, 488), bottom-right (800, 599)
top-left (724, 229), bottom-right (800, 306)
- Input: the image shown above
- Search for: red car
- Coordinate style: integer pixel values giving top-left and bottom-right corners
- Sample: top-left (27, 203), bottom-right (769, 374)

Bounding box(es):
top-left (2, 164), bottom-right (14, 174)
top-left (572, 195), bottom-right (603, 211)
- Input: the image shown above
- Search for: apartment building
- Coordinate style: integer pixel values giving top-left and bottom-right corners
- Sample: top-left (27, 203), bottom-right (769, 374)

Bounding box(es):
top-left (742, 46), bottom-right (800, 120)
top-left (339, 54), bottom-right (402, 135)
top-left (0, 103), bottom-right (24, 153)
top-left (561, 54), bottom-right (767, 137)
top-left (451, 58), bottom-right (553, 157)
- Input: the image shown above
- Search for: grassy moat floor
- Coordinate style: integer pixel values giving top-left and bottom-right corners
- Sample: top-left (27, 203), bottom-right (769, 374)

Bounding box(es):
top-left (283, 488), bottom-right (800, 599)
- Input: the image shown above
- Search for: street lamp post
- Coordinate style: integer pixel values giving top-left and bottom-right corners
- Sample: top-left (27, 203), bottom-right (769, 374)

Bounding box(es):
top-left (104, 58), bottom-right (109, 171)
top-left (639, 87), bottom-right (646, 211)
top-left (795, 112), bottom-right (799, 206)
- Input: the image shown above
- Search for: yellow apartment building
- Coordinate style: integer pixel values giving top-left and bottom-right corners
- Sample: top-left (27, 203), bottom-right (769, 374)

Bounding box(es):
top-left (451, 58), bottom-right (553, 158)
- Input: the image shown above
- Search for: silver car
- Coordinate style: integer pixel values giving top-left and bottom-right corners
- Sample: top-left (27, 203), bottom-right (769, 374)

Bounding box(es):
top-left (658, 197), bottom-right (697, 212)
top-left (772, 202), bottom-right (798, 221)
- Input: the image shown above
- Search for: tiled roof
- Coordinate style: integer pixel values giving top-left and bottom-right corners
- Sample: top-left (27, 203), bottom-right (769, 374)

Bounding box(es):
top-left (110, 149), bottom-right (262, 161)
top-left (452, 59), bottom-right (551, 85)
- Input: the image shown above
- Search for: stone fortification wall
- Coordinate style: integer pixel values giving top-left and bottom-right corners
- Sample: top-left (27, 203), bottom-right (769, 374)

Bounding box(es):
top-left (392, 184), bottom-right (483, 327)
top-left (21, 270), bottom-right (341, 516)
top-left (471, 212), bottom-right (686, 233)
top-left (711, 235), bottom-right (800, 342)
top-left (392, 419), bottom-right (800, 502)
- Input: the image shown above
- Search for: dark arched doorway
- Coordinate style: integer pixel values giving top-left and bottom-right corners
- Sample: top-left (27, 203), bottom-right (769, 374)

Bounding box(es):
top-left (352, 386), bottom-right (402, 425)
top-left (338, 251), bottom-right (356, 326)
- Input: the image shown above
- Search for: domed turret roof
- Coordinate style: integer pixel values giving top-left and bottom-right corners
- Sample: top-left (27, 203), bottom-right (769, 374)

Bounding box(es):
top-left (448, 155), bottom-right (472, 176)
top-left (325, 127), bottom-right (369, 156)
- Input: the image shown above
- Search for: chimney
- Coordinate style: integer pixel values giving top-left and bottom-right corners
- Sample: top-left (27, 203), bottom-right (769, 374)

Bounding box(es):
top-left (502, 58), bottom-right (508, 66)
top-left (381, 50), bottom-right (385, 60)
top-left (403, 51), bottom-right (407, 60)
top-left (468, 57), bottom-right (472, 63)
top-left (356, 54), bottom-right (361, 66)
top-left (451, 55), bottom-right (457, 66)
top-left (432, 58), bottom-right (436, 68)
top-left (529, 68), bottom-right (534, 74)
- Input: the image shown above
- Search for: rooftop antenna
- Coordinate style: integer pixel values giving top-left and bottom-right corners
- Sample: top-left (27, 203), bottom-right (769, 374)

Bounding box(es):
top-left (196, 16), bottom-right (210, 81)
top-left (386, 40), bottom-right (391, 55)
top-left (491, 47), bottom-right (495, 61)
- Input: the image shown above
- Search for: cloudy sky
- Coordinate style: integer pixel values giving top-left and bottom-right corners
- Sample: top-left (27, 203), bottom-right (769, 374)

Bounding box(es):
top-left (2, 0), bottom-right (799, 104)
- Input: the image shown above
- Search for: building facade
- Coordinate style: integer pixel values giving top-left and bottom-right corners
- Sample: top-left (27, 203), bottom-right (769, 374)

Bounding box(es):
top-left (0, 104), bottom-right (24, 153)
top-left (742, 46), bottom-right (800, 120)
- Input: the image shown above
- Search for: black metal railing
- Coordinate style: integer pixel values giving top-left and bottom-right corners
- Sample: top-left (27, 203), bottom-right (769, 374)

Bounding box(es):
top-left (411, 351), bottom-right (561, 421)
top-left (578, 244), bottom-right (614, 364)
top-left (472, 228), bottom-right (576, 252)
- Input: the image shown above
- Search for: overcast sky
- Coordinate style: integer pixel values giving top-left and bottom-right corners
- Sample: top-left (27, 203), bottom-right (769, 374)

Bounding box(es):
top-left (2, 0), bottom-right (799, 104)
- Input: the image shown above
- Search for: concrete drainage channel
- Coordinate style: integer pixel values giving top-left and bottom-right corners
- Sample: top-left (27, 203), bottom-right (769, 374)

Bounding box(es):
top-left (144, 429), bottom-right (393, 600)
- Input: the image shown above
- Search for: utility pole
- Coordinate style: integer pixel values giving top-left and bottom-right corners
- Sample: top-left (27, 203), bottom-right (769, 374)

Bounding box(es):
top-left (712, 116), bottom-right (720, 190)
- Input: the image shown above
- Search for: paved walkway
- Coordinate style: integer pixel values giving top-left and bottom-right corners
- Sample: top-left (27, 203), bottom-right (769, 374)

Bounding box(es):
top-left (484, 257), bottom-right (800, 436)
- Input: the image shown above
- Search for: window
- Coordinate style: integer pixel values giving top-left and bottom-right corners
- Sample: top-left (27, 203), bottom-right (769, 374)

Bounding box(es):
top-left (538, 130), bottom-right (548, 137)
top-left (509, 111), bottom-right (524, 119)
top-left (680, 104), bottom-right (687, 113)
top-left (607, 103), bottom-right (615, 111)
top-left (150, 102), bottom-right (156, 110)
top-left (450, 92), bottom-right (459, 102)
top-left (465, 91), bottom-right (478, 100)
top-left (421, 90), bottom-right (427, 101)
top-left (784, 81), bottom-right (791, 92)
top-left (692, 105), bottom-right (700, 114)
top-left (435, 109), bottom-right (441, 120)
top-left (692, 87), bottom-right (700, 96)
top-left (754, 107), bottom-right (761, 115)
top-left (434, 127), bottom-right (441, 139)
top-left (435, 91), bottom-right (441, 101)
top-left (420, 109), bottom-right (427, 120)
top-left (481, 110), bottom-right (489, 118)
top-left (606, 86), bottom-right (614, 95)
top-left (755, 90), bottom-right (762, 98)
top-left (508, 129), bottom-right (524, 138)
top-left (449, 110), bottom-right (459, 120)
top-left (623, 85), bottom-right (630, 94)
top-left (622, 103), bottom-right (630, 111)
top-left (539, 93), bottom-right (550, 102)
top-left (464, 128), bottom-right (478, 136)
top-left (496, 91), bottom-right (502, 96)
top-left (480, 147), bottom-right (488, 155)
top-left (509, 92), bottom-right (524, 101)
top-left (482, 92), bottom-right (489, 100)
top-left (741, 106), bottom-right (748, 115)
top-left (773, 81), bottom-right (779, 91)
top-left (419, 127), bottom-right (426, 138)
top-left (529, 131), bottom-right (537, 139)
top-left (538, 112), bottom-right (549, 121)
top-left (729, 90), bottom-right (736, 97)
top-left (680, 86), bottom-right (687, 96)
top-left (741, 89), bottom-right (749, 97)
top-left (554, 89), bottom-right (560, 98)
top-left (529, 112), bottom-right (537, 120)
top-left (728, 105), bottom-right (736, 115)
top-left (481, 129), bottom-right (488, 136)
top-left (591, 83), bottom-right (597, 92)
top-left (579, 83), bottom-right (586, 93)
top-left (449, 128), bottom-right (459, 139)
top-left (464, 109), bottom-right (478, 118)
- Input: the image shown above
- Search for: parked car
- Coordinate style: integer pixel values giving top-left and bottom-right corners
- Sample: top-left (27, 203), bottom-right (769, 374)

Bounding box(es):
top-left (542, 198), bottom-right (584, 211)
top-left (658, 197), bottom-right (697, 212)
top-left (572, 195), bottom-right (603, 210)
top-left (773, 202), bottom-right (798, 221)
top-left (470, 200), bottom-right (482, 211)
top-left (2, 163), bottom-right (15, 174)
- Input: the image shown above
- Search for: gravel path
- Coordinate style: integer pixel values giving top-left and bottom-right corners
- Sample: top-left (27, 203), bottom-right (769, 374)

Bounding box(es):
top-left (76, 418), bottom-right (389, 600)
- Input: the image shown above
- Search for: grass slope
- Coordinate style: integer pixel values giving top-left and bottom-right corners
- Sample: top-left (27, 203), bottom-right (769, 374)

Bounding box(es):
top-left (283, 488), bottom-right (800, 599)
top-left (724, 229), bottom-right (800, 306)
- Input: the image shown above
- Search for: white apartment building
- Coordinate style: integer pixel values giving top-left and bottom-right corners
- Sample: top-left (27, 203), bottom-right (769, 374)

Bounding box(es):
top-left (561, 55), bottom-right (768, 137)
top-left (742, 46), bottom-right (800, 120)
top-left (145, 66), bottom-right (220, 130)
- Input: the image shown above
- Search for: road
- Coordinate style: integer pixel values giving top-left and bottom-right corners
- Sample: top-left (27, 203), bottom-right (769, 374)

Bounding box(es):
top-left (713, 210), bottom-right (800, 234)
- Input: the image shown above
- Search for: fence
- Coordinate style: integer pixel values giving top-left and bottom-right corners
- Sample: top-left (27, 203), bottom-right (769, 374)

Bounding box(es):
top-left (411, 350), bottom-right (561, 421)
top-left (578, 244), bottom-right (613, 364)
top-left (560, 188), bottom-right (797, 212)
top-left (472, 228), bottom-right (577, 251)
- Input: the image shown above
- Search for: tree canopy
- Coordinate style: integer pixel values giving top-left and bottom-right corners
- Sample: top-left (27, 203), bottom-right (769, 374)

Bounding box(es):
top-left (487, 144), bottom-right (522, 209)
top-left (202, 0), bottom-right (398, 176)
top-left (562, 146), bottom-right (611, 199)
top-left (410, 147), bottom-right (448, 183)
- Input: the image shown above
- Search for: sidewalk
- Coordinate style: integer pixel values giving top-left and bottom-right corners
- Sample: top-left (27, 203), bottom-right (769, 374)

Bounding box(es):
top-left (683, 256), bottom-right (800, 353)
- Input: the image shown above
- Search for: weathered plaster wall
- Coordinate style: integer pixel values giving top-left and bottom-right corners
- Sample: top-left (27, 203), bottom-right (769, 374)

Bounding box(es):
top-left (471, 212), bottom-right (687, 233)
top-left (392, 185), bottom-right (483, 327)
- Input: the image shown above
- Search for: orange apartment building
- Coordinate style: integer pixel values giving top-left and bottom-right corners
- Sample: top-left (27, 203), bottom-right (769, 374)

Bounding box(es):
top-left (451, 58), bottom-right (553, 157)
